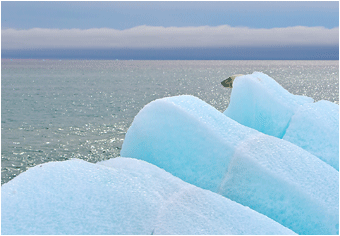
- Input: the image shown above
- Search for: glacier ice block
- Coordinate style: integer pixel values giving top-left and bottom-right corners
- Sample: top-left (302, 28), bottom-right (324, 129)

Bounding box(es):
top-left (122, 95), bottom-right (259, 192)
top-left (283, 100), bottom-right (339, 170)
top-left (223, 72), bottom-right (313, 138)
top-left (1, 158), bottom-right (295, 235)
top-left (224, 72), bottom-right (339, 170)
top-left (121, 95), bottom-right (339, 235)
top-left (218, 133), bottom-right (339, 235)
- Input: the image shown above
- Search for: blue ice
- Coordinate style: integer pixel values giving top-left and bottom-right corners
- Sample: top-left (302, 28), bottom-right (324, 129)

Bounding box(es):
top-left (121, 95), bottom-right (338, 235)
top-left (283, 100), bottom-right (339, 170)
top-left (224, 72), bottom-right (339, 170)
top-left (224, 72), bottom-right (314, 138)
top-left (1, 158), bottom-right (295, 235)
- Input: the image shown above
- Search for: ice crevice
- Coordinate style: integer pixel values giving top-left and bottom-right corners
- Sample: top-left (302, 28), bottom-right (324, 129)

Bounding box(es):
top-left (279, 115), bottom-right (292, 138)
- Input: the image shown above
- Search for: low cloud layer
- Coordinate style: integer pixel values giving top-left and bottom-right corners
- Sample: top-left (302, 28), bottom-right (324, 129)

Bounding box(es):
top-left (2, 25), bottom-right (339, 50)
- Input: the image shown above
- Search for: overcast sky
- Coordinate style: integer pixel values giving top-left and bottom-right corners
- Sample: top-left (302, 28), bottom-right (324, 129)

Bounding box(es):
top-left (1, 1), bottom-right (339, 59)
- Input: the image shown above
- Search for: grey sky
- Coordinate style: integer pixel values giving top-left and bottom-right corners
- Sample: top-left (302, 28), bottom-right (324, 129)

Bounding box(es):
top-left (1, 1), bottom-right (338, 59)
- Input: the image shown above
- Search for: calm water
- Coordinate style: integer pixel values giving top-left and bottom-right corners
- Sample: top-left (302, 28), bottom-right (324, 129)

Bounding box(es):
top-left (2, 60), bottom-right (339, 184)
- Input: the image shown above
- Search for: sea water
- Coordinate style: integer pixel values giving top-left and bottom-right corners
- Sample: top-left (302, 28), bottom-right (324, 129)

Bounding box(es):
top-left (1, 59), bottom-right (338, 184)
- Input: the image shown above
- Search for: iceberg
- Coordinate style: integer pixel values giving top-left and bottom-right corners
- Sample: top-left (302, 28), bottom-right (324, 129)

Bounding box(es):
top-left (2, 72), bottom-right (338, 235)
top-left (224, 72), bottom-right (314, 138)
top-left (1, 158), bottom-right (295, 235)
top-left (121, 95), bottom-right (339, 235)
top-left (224, 72), bottom-right (339, 170)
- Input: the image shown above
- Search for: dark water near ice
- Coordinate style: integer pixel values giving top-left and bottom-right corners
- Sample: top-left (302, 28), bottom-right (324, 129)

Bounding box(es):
top-left (2, 60), bottom-right (339, 184)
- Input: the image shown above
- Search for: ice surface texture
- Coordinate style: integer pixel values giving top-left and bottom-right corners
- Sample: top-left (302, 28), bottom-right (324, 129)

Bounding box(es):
top-left (1, 158), bottom-right (295, 235)
top-left (224, 72), bottom-right (339, 170)
top-left (121, 95), bottom-right (339, 235)
top-left (282, 100), bottom-right (339, 170)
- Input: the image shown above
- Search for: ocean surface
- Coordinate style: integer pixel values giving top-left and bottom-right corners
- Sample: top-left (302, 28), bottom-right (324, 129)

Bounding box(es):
top-left (1, 60), bottom-right (339, 184)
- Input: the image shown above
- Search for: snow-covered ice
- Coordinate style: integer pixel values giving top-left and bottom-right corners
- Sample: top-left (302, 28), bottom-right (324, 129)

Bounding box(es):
top-left (1, 158), bottom-right (295, 235)
top-left (121, 95), bottom-right (339, 235)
